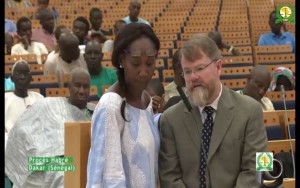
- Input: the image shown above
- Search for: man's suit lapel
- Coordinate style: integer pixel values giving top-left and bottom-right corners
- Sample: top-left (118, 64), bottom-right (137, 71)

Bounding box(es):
top-left (183, 104), bottom-right (203, 151)
top-left (207, 86), bottom-right (234, 163)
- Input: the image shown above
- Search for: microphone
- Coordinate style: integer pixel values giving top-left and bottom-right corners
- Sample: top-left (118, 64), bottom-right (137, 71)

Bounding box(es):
top-left (176, 86), bottom-right (211, 187)
top-left (176, 86), bottom-right (192, 112)
top-left (280, 85), bottom-right (296, 178)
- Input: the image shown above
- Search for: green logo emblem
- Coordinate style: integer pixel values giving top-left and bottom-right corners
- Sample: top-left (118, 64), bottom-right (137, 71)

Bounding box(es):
top-left (276, 5), bottom-right (295, 24)
top-left (256, 152), bottom-right (273, 171)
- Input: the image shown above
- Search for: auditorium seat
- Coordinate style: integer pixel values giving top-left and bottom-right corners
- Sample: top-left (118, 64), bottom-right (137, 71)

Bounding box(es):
top-left (221, 55), bottom-right (253, 67)
top-left (221, 66), bottom-right (252, 79)
top-left (29, 75), bottom-right (59, 96)
top-left (163, 69), bottom-right (174, 83)
top-left (221, 78), bottom-right (246, 91)
top-left (276, 110), bottom-right (295, 139)
top-left (267, 139), bottom-right (295, 154)
top-left (265, 91), bottom-right (295, 110)
top-left (45, 86), bottom-right (99, 102)
top-left (5, 54), bottom-right (38, 65)
top-left (263, 111), bottom-right (284, 140)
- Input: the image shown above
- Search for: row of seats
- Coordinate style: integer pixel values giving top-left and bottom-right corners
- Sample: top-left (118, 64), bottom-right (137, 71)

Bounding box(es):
top-left (263, 110), bottom-right (295, 140)
top-left (64, 120), bottom-right (296, 187)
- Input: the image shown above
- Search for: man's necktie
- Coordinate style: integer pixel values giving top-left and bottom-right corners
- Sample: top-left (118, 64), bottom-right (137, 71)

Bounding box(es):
top-left (199, 106), bottom-right (214, 188)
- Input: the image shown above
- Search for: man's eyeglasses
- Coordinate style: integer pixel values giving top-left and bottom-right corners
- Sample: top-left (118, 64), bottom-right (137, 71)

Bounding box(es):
top-left (124, 49), bottom-right (157, 57)
top-left (182, 59), bottom-right (218, 78)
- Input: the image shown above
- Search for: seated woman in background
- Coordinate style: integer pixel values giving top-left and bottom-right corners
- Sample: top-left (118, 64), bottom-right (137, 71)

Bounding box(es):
top-left (269, 67), bottom-right (295, 91)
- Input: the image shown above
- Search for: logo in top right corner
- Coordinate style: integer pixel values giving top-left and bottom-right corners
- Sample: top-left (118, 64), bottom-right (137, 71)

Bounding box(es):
top-left (276, 5), bottom-right (296, 24)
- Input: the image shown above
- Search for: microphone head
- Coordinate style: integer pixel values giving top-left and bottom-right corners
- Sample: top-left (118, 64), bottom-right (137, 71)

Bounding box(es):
top-left (280, 85), bottom-right (285, 92)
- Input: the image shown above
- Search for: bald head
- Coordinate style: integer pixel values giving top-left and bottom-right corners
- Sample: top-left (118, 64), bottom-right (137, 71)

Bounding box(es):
top-left (84, 40), bottom-right (103, 75)
top-left (59, 33), bottom-right (79, 48)
top-left (250, 65), bottom-right (271, 80)
top-left (244, 65), bottom-right (271, 101)
top-left (59, 33), bottom-right (80, 63)
top-left (129, 0), bottom-right (141, 20)
top-left (12, 60), bottom-right (32, 94)
top-left (12, 60), bottom-right (30, 74)
top-left (69, 67), bottom-right (91, 84)
top-left (68, 67), bottom-right (91, 109)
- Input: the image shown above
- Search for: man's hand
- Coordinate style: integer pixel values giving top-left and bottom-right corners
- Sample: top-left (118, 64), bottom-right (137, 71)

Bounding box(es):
top-left (18, 35), bottom-right (30, 50)
top-left (152, 95), bottom-right (165, 114)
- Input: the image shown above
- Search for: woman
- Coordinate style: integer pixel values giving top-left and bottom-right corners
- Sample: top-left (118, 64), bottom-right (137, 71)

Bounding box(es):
top-left (87, 23), bottom-right (160, 188)
top-left (269, 67), bottom-right (295, 91)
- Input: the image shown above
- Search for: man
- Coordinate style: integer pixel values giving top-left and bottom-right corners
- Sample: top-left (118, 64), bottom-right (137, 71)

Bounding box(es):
top-left (73, 16), bottom-right (90, 53)
top-left (84, 40), bottom-right (117, 98)
top-left (35, 0), bottom-right (59, 23)
top-left (11, 16), bottom-right (48, 64)
top-left (208, 31), bottom-right (241, 56)
top-left (237, 65), bottom-right (275, 111)
top-left (32, 8), bottom-right (56, 52)
top-left (102, 19), bottom-right (126, 53)
top-left (5, 67), bottom-right (95, 187)
top-left (87, 7), bottom-right (110, 43)
top-left (159, 34), bottom-right (267, 188)
top-left (164, 49), bottom-right (187, 102)
top-left (122, 0), bottom-right (151, 26)
top-left (258, 11), bottom-right (295, 53)
top-left (44, 32), bottom-right (87, 87)
top-left (5, 60), bottom-right (44, 149)
top-left (5, 32), bottom-right (14, 55)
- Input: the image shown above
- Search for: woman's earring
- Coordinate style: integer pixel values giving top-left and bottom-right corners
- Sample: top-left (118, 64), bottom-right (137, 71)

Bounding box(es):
top-left (120, 64), bottom-right (123, 68)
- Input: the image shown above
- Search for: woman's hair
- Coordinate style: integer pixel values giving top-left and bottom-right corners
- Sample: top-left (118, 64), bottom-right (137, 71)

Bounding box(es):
top-left (112, 23), bottom-right (160, 120)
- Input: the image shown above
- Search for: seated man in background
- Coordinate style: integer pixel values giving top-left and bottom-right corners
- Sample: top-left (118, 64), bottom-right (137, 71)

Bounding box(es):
top-left (87, 7), bottom-right (110, 43)
top-left (84, 40), bottom-right (117, 98)
top-left (123, 0), bottom-right (151, 26)
top-left (208, 31), bottom-right (241, 56)
top-left (5, 60), bottom-right (44, 149)
top-left (237, 65), bottom-right (275, 111)
top-left (258, 10), bottom-right (295, 53)
top-left (46, 24), bottom-right (70, 60)
top-left (5, 67), bottom-right (94, 187)
top-left (5, 32), bottom-right (14, 55)
top-left (35, 0), bottom-right (59, 24)
top-left (73, 16), bottom-right (90, 52)
top-left (102, 19), bottom-right (126, 53)
top-left (164, 49), bottom-right (187, 102)
top-left (32, 8), bottom-right (56, 52)
top-left (11, 16), bottom-right (48, 64)
top-left (269, 66), bottom-right (295, 91)
top-left (44, 32), bottom-right (87, 87)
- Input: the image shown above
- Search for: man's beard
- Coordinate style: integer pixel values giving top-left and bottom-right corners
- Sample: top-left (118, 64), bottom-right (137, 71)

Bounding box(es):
top-left (188, 86), bottom-right (209, 107)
